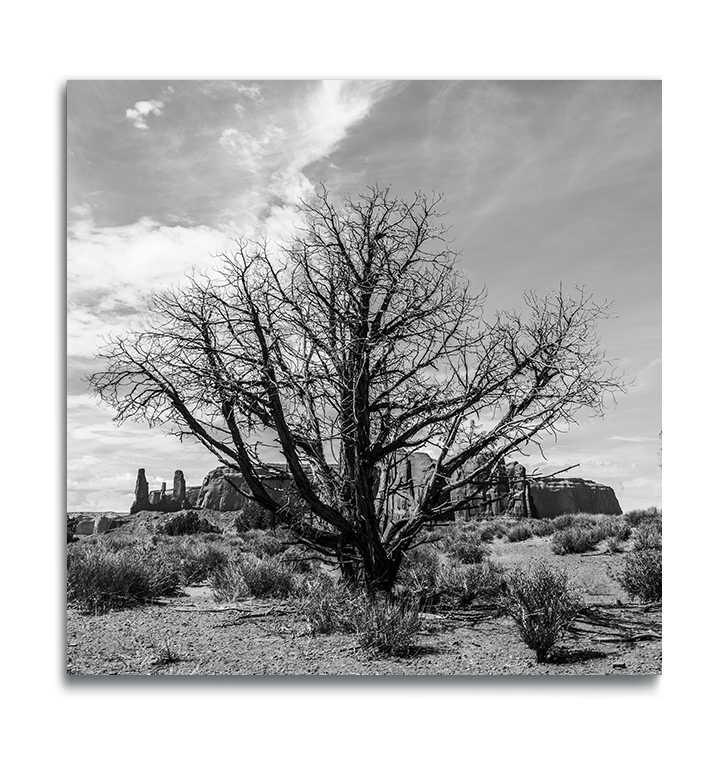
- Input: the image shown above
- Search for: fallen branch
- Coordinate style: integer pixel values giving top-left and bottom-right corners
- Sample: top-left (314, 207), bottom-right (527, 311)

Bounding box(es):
top-left (164, 605), bottom-right (291, 618)
top-left (591, 631), bottom-right (661, 643)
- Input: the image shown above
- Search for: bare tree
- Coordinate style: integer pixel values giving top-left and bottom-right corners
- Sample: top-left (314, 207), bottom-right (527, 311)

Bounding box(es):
top-left (91, 185), bottom-right (624, 594)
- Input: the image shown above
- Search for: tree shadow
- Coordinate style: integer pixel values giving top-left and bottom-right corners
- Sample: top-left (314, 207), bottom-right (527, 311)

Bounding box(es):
top-left (548, 647), bottom-right (609, 665)
top-left (362, 643), bottom-right (445, 661)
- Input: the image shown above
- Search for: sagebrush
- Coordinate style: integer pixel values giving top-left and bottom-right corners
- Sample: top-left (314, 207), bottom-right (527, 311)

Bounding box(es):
top-left (160, 511), bottom-right (221, 536)
top-left (551, 526), bottom-right (604, 555)
top-left (501, 561), bottom-right (582, 662)
top-left (617, 549), bottom-right (662, 601)
top-left (633, 522), bottom-right (662, 552)
top-left (624, 506), bottom-right (661, 527)
top-left (507, 523), bottom-right (533, 543)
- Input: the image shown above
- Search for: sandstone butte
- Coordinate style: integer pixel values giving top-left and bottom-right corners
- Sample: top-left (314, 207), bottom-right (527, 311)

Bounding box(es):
top-left (128, 453), bottom-right (622, 521)
top-left (74, 454), bottom-right (621, 537)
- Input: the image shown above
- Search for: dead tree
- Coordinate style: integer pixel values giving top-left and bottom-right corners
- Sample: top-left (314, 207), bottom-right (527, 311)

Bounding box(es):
top-left (91, 184), bottom-right (625, 595)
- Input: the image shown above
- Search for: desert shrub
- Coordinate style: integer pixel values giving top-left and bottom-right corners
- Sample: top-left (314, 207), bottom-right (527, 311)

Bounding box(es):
top-left (280, 545), bottom-right (320, 574)
top-left (435, 560), bottom-right (507, 607)
top-left (356, 597), bottom-right (421, 656)
top-left (613, 523), bottom-right (632, 542)
top-left (530, 519), bottom-right (555, 537)
top-left (399, 544), bottom-right (443, 588)
top-left (439, 521), bottom-right (489, 564)
top-left (551, 525), bottom-right (604, 555)
top-left (479, 522), bottom-right (508, 541)
top-left (501, 561), bottom-right (582, 663)
top-left (67, 541), bottom-right (180, 614)
top-left (551, 513), bottom-right (599, 528)
top-left (617, 549), bottom-right (662, 602)
top-left (158, 537), bottom-right (229, 584)
top-left (590, 516), bottom-right (629, 541)
top-left (211, 555), bottom-right (297, 600)
top-left (551, 514), bottom-right (576, 531)
top-left (448, 536), bottom-right (490, 564)
top-left (624, 506), bottom-right (661, 527)
top-left (239, 529), bottom-right (290, 557)
top-left (575, 514), bottom-right (602, 528)
top-left (104, 533), bottom-right (147, 552)
top-left (160, 511), bottom-right (221, 536)
top-left (67, 516), bottom-right (79, 544)
top-left (507, 523), bottom-right (533, 543)
top-left (435, 523), bottom-right (461, 550)
top-left (299, 576), bottom-right (366, 634)
top-left (633, 522), bottom-right (662, 551)
top-left (233, 500), bottom-right (277, 532)
top-left (605, 535), bottom-right (625, 554)
top-left (198, 531), bottom-right (224, 542)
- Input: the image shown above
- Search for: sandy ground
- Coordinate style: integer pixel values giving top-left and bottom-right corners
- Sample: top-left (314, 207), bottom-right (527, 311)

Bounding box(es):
top-left (66, 535), bottom-right (661, 676)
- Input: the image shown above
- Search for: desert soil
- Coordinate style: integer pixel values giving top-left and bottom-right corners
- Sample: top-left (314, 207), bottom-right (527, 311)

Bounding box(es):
top-left (66, 535), bottom-right (661, 676)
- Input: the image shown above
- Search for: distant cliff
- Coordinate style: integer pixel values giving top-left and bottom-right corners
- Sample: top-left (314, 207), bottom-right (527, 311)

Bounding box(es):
top-left (130, 455), bottom-right (621, 520)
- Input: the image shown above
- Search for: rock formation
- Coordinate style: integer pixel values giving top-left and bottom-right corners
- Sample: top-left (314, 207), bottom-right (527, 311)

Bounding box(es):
top-left (129, 456), bottom-right (622, 520)
top-left (173, 470), bottom-right (186, 503)
top-left (194, 467), bottom-right (248, 511)
top-left (74, 513), bottom-right (128, 536)
top-left (131, 468), bottom-right (150, 513)
top-left (386, 453), bottom-right (448, 514)
top-left (185, 486), bottom-right (201, 508)
top-left (528, 477), bottom-right (621, 518)
top-left (130, 468), bottom-right (188, 513)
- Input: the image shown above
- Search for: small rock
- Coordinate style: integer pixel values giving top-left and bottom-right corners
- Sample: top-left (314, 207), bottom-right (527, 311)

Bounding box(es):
top-left (612, 662), bottom-right (627, 669)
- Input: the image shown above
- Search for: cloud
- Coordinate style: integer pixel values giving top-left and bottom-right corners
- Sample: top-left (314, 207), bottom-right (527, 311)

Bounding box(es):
top-left (70, 203), bottom-right (92, 217)
top-left (236, 84), bottom-right (264, 103)
top-left (69, 81), bottom-right (398, 510)
top-left (125, 99), bottom-right (165, 129)
top-left (219, 123), bottom-right (284, 173)
top-left (67, 217), bottom-right (236, 357)
top-left (217, 80), bottom-right (394, 243)
top-left (297, 81), bottom-right (385, 158)
top-left (609, 436), bottom-right (655, 443)
top-left (220, 80), bottom-right (394, 188)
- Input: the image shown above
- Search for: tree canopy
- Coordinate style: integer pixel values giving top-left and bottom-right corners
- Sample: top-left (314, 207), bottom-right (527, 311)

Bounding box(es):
top-left (91, 185), bottom-right (624, 593)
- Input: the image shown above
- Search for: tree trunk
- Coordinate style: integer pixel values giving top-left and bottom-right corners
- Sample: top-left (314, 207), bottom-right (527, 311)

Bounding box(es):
top-left (362, 551), bottom-right (401, 599)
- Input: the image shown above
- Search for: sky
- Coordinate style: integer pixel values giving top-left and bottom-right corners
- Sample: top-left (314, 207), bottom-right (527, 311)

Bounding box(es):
top-left (67, 80), bottom-right (661, 513)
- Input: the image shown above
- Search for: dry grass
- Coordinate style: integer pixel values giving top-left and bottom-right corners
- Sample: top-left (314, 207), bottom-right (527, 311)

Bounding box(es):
top-left (211, 554), bottom-right (298, 600)
top-left (356, 597), bottom-right (422, 656)
top-left (67, 540), bottom-right (181, 614)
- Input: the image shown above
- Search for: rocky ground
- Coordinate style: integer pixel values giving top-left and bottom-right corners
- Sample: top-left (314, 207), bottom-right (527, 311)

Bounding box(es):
top-left (66, 532), bottom-right (661, 676)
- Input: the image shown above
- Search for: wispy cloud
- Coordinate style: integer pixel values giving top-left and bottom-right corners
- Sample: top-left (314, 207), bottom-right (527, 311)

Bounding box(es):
top-left (236, 84), bottom-right (264, 103)
top-left (217, 80), bottom-right (395, 241)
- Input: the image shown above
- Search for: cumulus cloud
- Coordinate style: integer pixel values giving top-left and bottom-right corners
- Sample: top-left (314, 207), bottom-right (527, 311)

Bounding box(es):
top-left (67, 217), bottom-right (236, 357)
top-left (125, 99), bottom-right (165, 129)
